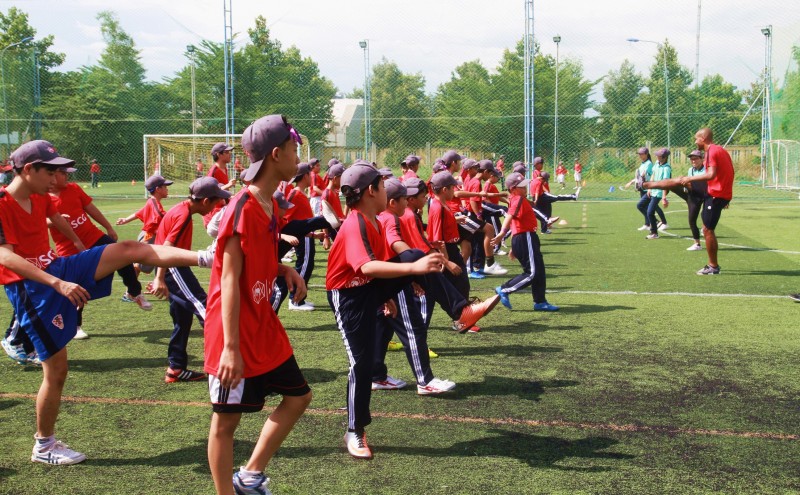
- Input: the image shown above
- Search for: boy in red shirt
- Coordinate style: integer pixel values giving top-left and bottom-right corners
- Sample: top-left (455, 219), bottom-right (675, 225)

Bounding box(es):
top-left (48, 165), bottom-right (152, 340)
top-left (116, 174), bottom-right (172, 276)
top-left (466, 160), bottom-right (507, 276)
top-left (492, 172), bottom-right (560, 312)
top-left (1, 140), bottom-right (202, 465)
top-left (573, 159), bottom-right (583, 189)
top-left (320, 162), bottom-right (346, 234)
top-left (152, 177), bottom-right (231, 383)
top-left (531, 172), bottom-right (579, 234)
top-left (89, 159), bottom-right (100, 188)
top-left (556, 161), bottom-right (568, 189)
top-left (308, 158), bottom-right (325, 215)
top-left (204, 142), bottom-right (237, 226)
top-left (204, 115), bottom-right (310, 495)
top-left (400, 154), bottom-right (420, 182)
top-left (284, 163), bottom-right (321, 310)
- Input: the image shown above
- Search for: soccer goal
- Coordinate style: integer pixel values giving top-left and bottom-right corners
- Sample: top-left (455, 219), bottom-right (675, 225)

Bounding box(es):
top-left (764, 139), bottom-right (800, 191)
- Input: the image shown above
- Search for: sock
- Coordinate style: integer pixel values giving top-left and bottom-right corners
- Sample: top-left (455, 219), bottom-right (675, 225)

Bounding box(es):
top-left (487, 256), bottom-right (495, 267)
top-left (34, 435), bottom-right (55, 450)
top-left (238, 466), bottom-right (264, 484)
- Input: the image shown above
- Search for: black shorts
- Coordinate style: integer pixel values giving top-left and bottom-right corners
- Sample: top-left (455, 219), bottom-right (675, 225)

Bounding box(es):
top-left (701, 196), bottom-right (730, 231)
top-left (209, 355), bottom-right (310, 413)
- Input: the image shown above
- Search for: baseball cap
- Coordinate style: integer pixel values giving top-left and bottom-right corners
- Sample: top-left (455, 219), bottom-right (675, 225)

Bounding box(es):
top-left (461, 158), bottom-right (478, 170)
top-left (688, 150), bottom-right (704, 159)
top-left (211, 142), bottom-right (234, 154)
top-left (308, 157), bottom-right (320, 166)
top-left (478, 159), bottom-right (495, 171)
top-left (384, 178), bottom-right (408, 200)
top-left (402, 155), bottom-right (421, 166)
top-left (341, 163), bottom-right (392, 196)
top-left (541, 172), bottom-right (551, 181)
top-left (432, 159), bottom-right (447, 173)
top-left (240, 114), bottom-right (302, 182)
top-left (533, 156), bottom-right (544, 165)
top-left (513, 163), bottom-right (527, 174)
top-left (189, 177), bottom-right (232, 200)
top-left (505, 172), bottom-right (530, 190)
top-left (430, 171), bottom-right (458, 189)
top-left (328, 163), bottom-right (345, 178)
top-left (655, 147), bottom-right (670, 157)
top-left (9, 140), bottom-right (75, 169)
top-left (442, 150), bottom-right (462, 165)
top-left (58, 164), bottom-right (78, 174)
top-left (273, 190), bottom-right (294, 210)
top-left (378, 167), bottom-right (394, 177)
top-left (328, 158), bottom-right (341, 168)
top-left (403, 177), bottom-right (425, 196)
top-left (637, 147), bottom-right (649, 155)
top-left (292, 162), bottom-right (312, 183)
top-left (145, 174), bottom-right (174, 191)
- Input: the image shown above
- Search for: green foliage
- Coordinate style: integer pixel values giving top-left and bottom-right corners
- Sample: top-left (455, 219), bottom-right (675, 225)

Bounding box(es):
top-left (370, 58), bottom-right (433, 150)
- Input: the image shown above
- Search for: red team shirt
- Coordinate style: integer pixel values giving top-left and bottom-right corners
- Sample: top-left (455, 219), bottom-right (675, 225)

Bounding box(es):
top-left (309, 172), bottom-right (324, 198)
top-left (377, 211), bottom-right (404, 254)
top-left (0, 191), bottom-right (58, 284)
top-left (427, 198), bottom-right (460, 244)
top-left (507, 194), bottom-right (538, 235)
top-left (325, 210), bottom-right (388, 290)
top-left (400, 208), bottom-right (434, 252)
top-left (204, 192), bottom-right (293, 377)
top-left (705, 144), bottom-right (734, 200)
top-left (483, 181), bottom-right (500, 205)
top-left (155, 201), bottom-right (194, 250)
top-left (464, 176), bottom-right (483, 214)
top-left (48, 183), bottom-right (105, 256)
top-left (530, 177), bottom-right (545, 198)
top-left (322, 188), bottom-right (345, 220)
top-left (401, 169), bottom-right (418, 182)
top-left (208, 164), bottom-right (230, 185)
top-left (135, 197), bottom-right (166, 238)
top-left (284, 189), bottom-right (313, 223)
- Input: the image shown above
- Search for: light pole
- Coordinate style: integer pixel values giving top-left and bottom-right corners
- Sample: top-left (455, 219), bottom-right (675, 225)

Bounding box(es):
top-left (186, 45), bottom-right (197, 165)
top-left (359, 40), bottom-right (371, 161)
top-left (2, 36), bottom-right (33, 156)
top-left (553, 34), bottom-right (561, 172)
top-left (627, 38), bottom-right (670, 148)
top-left (760, 26), bottom-right (773, 186)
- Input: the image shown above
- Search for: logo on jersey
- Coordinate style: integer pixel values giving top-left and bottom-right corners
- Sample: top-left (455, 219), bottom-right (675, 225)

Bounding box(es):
top-left (70, 213), bottom-right (90, 229)
top-left (252, 280), bottom-right (266, 304)
top-left (51, 314), bottom-right (64, 330)
top-left (26, 250), bottom-right (58, 270)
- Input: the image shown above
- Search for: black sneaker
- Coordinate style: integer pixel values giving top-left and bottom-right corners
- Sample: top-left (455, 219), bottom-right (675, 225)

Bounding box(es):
top-left (696, 265), bottom-right (721, 275)
top-left (165, 367), bottom-right (206, 383)
top-left (789, 294), bottom-right (800, 302)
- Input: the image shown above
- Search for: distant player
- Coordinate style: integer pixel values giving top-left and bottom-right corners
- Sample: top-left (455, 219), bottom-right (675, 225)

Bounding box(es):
top-left (116, 174), bottom-right (172, 276)
top-left (555, 161), bottom-right (567, 189)
top-left (573, 159), bottom-right (583, 189)
top-left (89, 159), bottom-right (100, 188)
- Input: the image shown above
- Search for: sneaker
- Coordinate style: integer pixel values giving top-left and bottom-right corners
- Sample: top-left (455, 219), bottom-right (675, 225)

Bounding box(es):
top-left (344, 430), bottom-right (373, 459)
top-left (634, 169), bottom-right (644, 191)
top-left (687, 243), bottom-right (703, 251)
top-left (637, 224), bottom-right (650, 231)
top-left (128, 293), bottom-right (153, 311)
top-left (451, 322), bottom-right (480, 333)
top-left (646, 233), bottom-right (659, 240)
top-left (482, 262), bottom-right (508, 276)
top-left (321, 200), bottom-right (341, 230)
top-left (2, 337), bottom-right (27, 364)
top-left (466, 326), bottom-right (481, 333)
top-left (233, 470), bottom-right (272, 495)
top-left (165, 367), bottom-right (206, 383)
top-left (658, 222), bottom-right (669, 231)
top-left (696, 264), bottom-right (720, 275)
top-left (280, 255), bottom-right (294, 263)
top-left (371, 375), bottom-right (407, 390)
top-left (468, 271), bottom-right (485, 280)
top-left (121, 293), bottom-right (134, 303)
top-left (533, 301), bottom-right (560, 312)
top-left (574, 187), bottom-right (581, 200)
top-left (789, 294), bottom-right (800, 302)
top-left (26, 352), bottom-right (42, 366)
top-left (495, 286), bottom-right (512, 310)
top-left (288, 301), bottom-right (315, 311)
top-left (495, 249), bottom-right (507, 256)
top-left (428, 348), bottom-right (439, 358)
top-left (546, 216), bottom-right (560, 228)
top-left (454, 295), bottom-right (500, 333)
top-left (197, 247), bottom-right (215, 268)
top-left (74, 327), bottom-right (89, 340)
top-left (417, 377), bottom-right (456, 395)
top-left (387, 341), bottom-right (404, 351)
top-left (31, 439), bottom-right (86, 465)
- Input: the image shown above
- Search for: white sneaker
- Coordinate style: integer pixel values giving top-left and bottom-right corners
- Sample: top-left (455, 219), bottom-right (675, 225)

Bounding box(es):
top-left (372, 375), bottom-right (408, 390)
top-left (197, 245), bottom-right (215, 268)
top-left (687, 243), bottom-right (704, 251)
top-left (495, 249), bottom-right (507, 256)
top-left (482, 263), bottom-right (508, 276)
top-left (26, 352), bottom-right (42, 366)
top-left (74, 327), bottom-right (89, 340)
top-left (658, 222), bottom-right (668, 231)
top-left (2, 337), bottom-right (27, 364)
top-left (288, 301), bottom-right (314, 311)
top-left (637, 225), bottom-right (650, 231)
top-left (129, 293), bottom-right (153, 311)
top-left (232, 470), bottom-right (272, 495)
top-left (417, 377), bottom-right (456, 395)
top-left (344, 430), bottom-right (372, 459)
top-left (31, 439), bottom-right (86, 465)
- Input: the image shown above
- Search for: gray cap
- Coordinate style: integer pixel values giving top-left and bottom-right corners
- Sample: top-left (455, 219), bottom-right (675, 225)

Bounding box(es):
top-left (655, 147), bottom-right (671, 157)
top-left (430, 171), bottom-right (458, 189)
top-left (10, 140), bottom-right (74, 169)
top-left (341, 163), bottom-right (392, 196)
top-left (378, 167), bottom-right (394, 177)
top-left (240, 114), bottom-right (302, 182)
top-left (541, 172), bottom-right (551, 181)
top-left (145, 174), bottom-right (174, 191)
top-left (533, 156), bottom-right (544, 165)
top-left (461, 158), bottom-right (478, 170)
top-left (688, 150), bottom-right (704, 159)
top-left (292, 162), bottom-right (312, 183)
top-left (432, 159), bottom-right (447, 173)
top-left (211, 142), bottom-right (234, 154)
top-left (327, 163), bottom-right (345, 178)
top-left (189, 176), bottom-right (232, 200)
top-left (273, 190), bottom-right (294, 210)
top-left (403, 177), bottom-right (425, 196)
top-left (384, 178), bottom-right (408, 200)
top-left (327, 158), bottom-right (341, 168)
top-left (478, 159), bottom-right (495, 171)
top-left (308, 157), bottom-right (320, 166)
top-left (442, 150), bottom-right (462, 165)
top-left (637, 147), bottom-right (649, 155)
top-left (402, 155), bottom-right (421, 166)
top-left (505, 172), bottom-right (530, 190)
top-left (513, 163), bottom-right (527, 175)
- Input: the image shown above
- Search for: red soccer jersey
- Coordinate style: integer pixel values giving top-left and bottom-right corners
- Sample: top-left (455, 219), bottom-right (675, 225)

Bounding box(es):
top-left (204, 191), bottom-right (293, 377)
top-left (90, 163), bottom-right (100, 174)
top-left (705, 144), bottom-right (734, 200)
top-left (556, 165), bottom-right (567, 176)
top-left (208, 164), bottom-right (230, 185)
top-left (48, 183), bottom-right (104, 256)
top-left (400, 207), bottom-right (434, 252)
top-left (278, 181), bottom-right (294, 196)
top-left (309, 172), bottom-right (324, 198)
top-left (464, 175), bottom-right (483, 214)
top-left (0, 191), bottom-right (59, 284)
top-left (483, 182), bottom-right (500, 205)
top-left (325, 210), bottom-right (388, 290)
top-left (155, 200), bottom-right (194, 250)
top-left (507, 194), bottom-right (538, 235)
top-left (574, 163), bottom-right (583, 173)
top-left (284, 189), bottom-right (314, 223)
top-left (427, 197), bottom-right (460, 244)
top-left (322, 188), bottom-right (345, 220)
top-left (401, 169), bottom-right (418, 182)
top-left (135, 197), bottom-right (166, 236)
top-left (530, 177), bottom-right (545, 198)
top-left (377, 210), bottom-right (405, 254)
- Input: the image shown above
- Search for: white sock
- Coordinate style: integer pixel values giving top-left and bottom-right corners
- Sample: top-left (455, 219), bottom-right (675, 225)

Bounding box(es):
top-left (34, 435), bottom-right (55, 450)
top-left (238, 467), bottom-right (263, 483)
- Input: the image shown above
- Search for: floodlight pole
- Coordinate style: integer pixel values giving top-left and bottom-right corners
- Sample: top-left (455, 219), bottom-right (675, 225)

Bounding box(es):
top-left (187, 45), bottom-right (198, 163)
top-left (1, 36), bottom-right (33, 156)
top-left (32, 45), bottom-right (41, 140)
top-left (223, 0), bottom-right (234, 140)
top-left (627, 38), bottom-right (670, 149)
top-left (553, 34), bottom-right (561, 173)
top-left (359, 40), bottom-right (371, 161)
top-left (760, 26), bottom-right (774, 187)
top-left (523, 0), bottom-right (535, 181)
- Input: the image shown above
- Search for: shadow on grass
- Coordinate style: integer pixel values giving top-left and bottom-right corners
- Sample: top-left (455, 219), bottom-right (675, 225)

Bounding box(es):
top-left (68, 356), bottom-right (170, 371)
top-left (91, 439), bottom-right (217, 473)
top-left (0, 466), bottom-right (17, 482)
top-left (0, 398), bottom-right (23, 412)
top-left (736, 269), bottom-right (800, 277)
top-left (550, 304), bottom-right (635, 314)
top-left (303, 367), bottom-right (346, 385)
top-left (431, 323), bottom-right (580, 335)
top-left (436, 375), bottom-right (579, 401)
top-left (437, 344), bottom-right (562, 357)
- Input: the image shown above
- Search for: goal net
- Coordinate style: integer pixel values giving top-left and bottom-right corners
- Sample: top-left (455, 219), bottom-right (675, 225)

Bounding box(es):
top-left (764, 140), bottom-right (800, 191)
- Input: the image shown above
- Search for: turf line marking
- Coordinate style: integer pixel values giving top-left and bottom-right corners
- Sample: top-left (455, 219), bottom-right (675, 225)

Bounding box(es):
top-left (656, 229), bottom-right (800, 255)
top-left (1, 393), bottom-right (796, 441)
top-left (551, 290), bottom-right (787, 299)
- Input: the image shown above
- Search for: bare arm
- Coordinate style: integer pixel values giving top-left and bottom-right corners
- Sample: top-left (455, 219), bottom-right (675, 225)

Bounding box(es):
top-left (116, 213), bottom-right (139, 225)
top-left (217, 234), bottom-right (244, 389)
top-left (151, 240), bottom-right (172, 299)
top-left (360, 252), bottom-right (445, 278)
top-left (681, 166), bottom-right (716, 185)
top-left (49, 212), bottom-right (86, 252)
top-left (85, 202), bottom-right (117, 241)
top-left (491, 215), bottom-right (514, 246)
top-left (0, 244), bottom-right (90, 307)
top-left (391, 240), bottom-right (413, 255)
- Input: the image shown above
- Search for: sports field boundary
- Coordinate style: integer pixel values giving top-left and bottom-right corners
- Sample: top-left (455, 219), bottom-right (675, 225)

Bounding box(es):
top-left (2, 393), bottom-right (797, 442)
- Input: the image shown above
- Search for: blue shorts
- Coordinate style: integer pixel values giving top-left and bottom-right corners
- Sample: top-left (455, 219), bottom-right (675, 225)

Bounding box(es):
top-left (5, 245), bottom-right (113, 361)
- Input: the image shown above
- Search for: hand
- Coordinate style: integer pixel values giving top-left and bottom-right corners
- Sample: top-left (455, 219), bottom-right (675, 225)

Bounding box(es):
top-left (430, 240), bottom-right (445, 250)
top-left (226, 179), bottom-right (236, 188)
top-left (447, 261), bottom-right (462, 276)
top-left (284, 267), bottom-right (307, 304)
top-left (116, 218), bottom-right (128, 225)
top-left (74, 241), bottom-right (87, 252)
top-left (383, 300), bottom-right (398, 318)
top-left (150, 278), bottom-right (169, 299)
top-left (411, 252), bottom-right (446, 275)
top-left (310, 231), bottom-right (325, 240)
top-left (508, 250), bottom-right (517, 262)
top-left (106, 227), bottom-right (118, 242)
top-left (662, 198), bottom-right (669, 208)
top-left (454, 215), bottom-right (467, 225)
top-left (490, 234), bottom-right (504, 247)
top-left (217, 347), bottom-right (244, 389)
top-left (284, 234), bottom-right (299, 246)
top-left (678, 176), bottom-right (689, 186)
top-left (54, 279), bottom-right (91, 308)
top-left (322, 236), bottom-right (331, 250)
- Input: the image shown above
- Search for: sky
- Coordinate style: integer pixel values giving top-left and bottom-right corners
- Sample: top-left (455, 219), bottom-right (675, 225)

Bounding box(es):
top-left (5, 0), bottom-right (800, 98)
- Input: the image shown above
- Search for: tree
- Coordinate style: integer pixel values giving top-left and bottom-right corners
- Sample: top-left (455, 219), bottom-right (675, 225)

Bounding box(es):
top-left (597, 60), bottom-right (644, 147)
top-left (434, 60), bottom-right (494, 150)
top-left (774, 45), bottom-right (800, 140)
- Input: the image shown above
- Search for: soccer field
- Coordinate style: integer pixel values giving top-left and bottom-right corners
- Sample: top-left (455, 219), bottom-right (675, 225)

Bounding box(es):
top-left (1, 195), bottom-right (799, 494)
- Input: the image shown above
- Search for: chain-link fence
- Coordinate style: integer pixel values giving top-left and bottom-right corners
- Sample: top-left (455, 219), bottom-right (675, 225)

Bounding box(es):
top-left (2, 3), bottom-right (798, 201)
